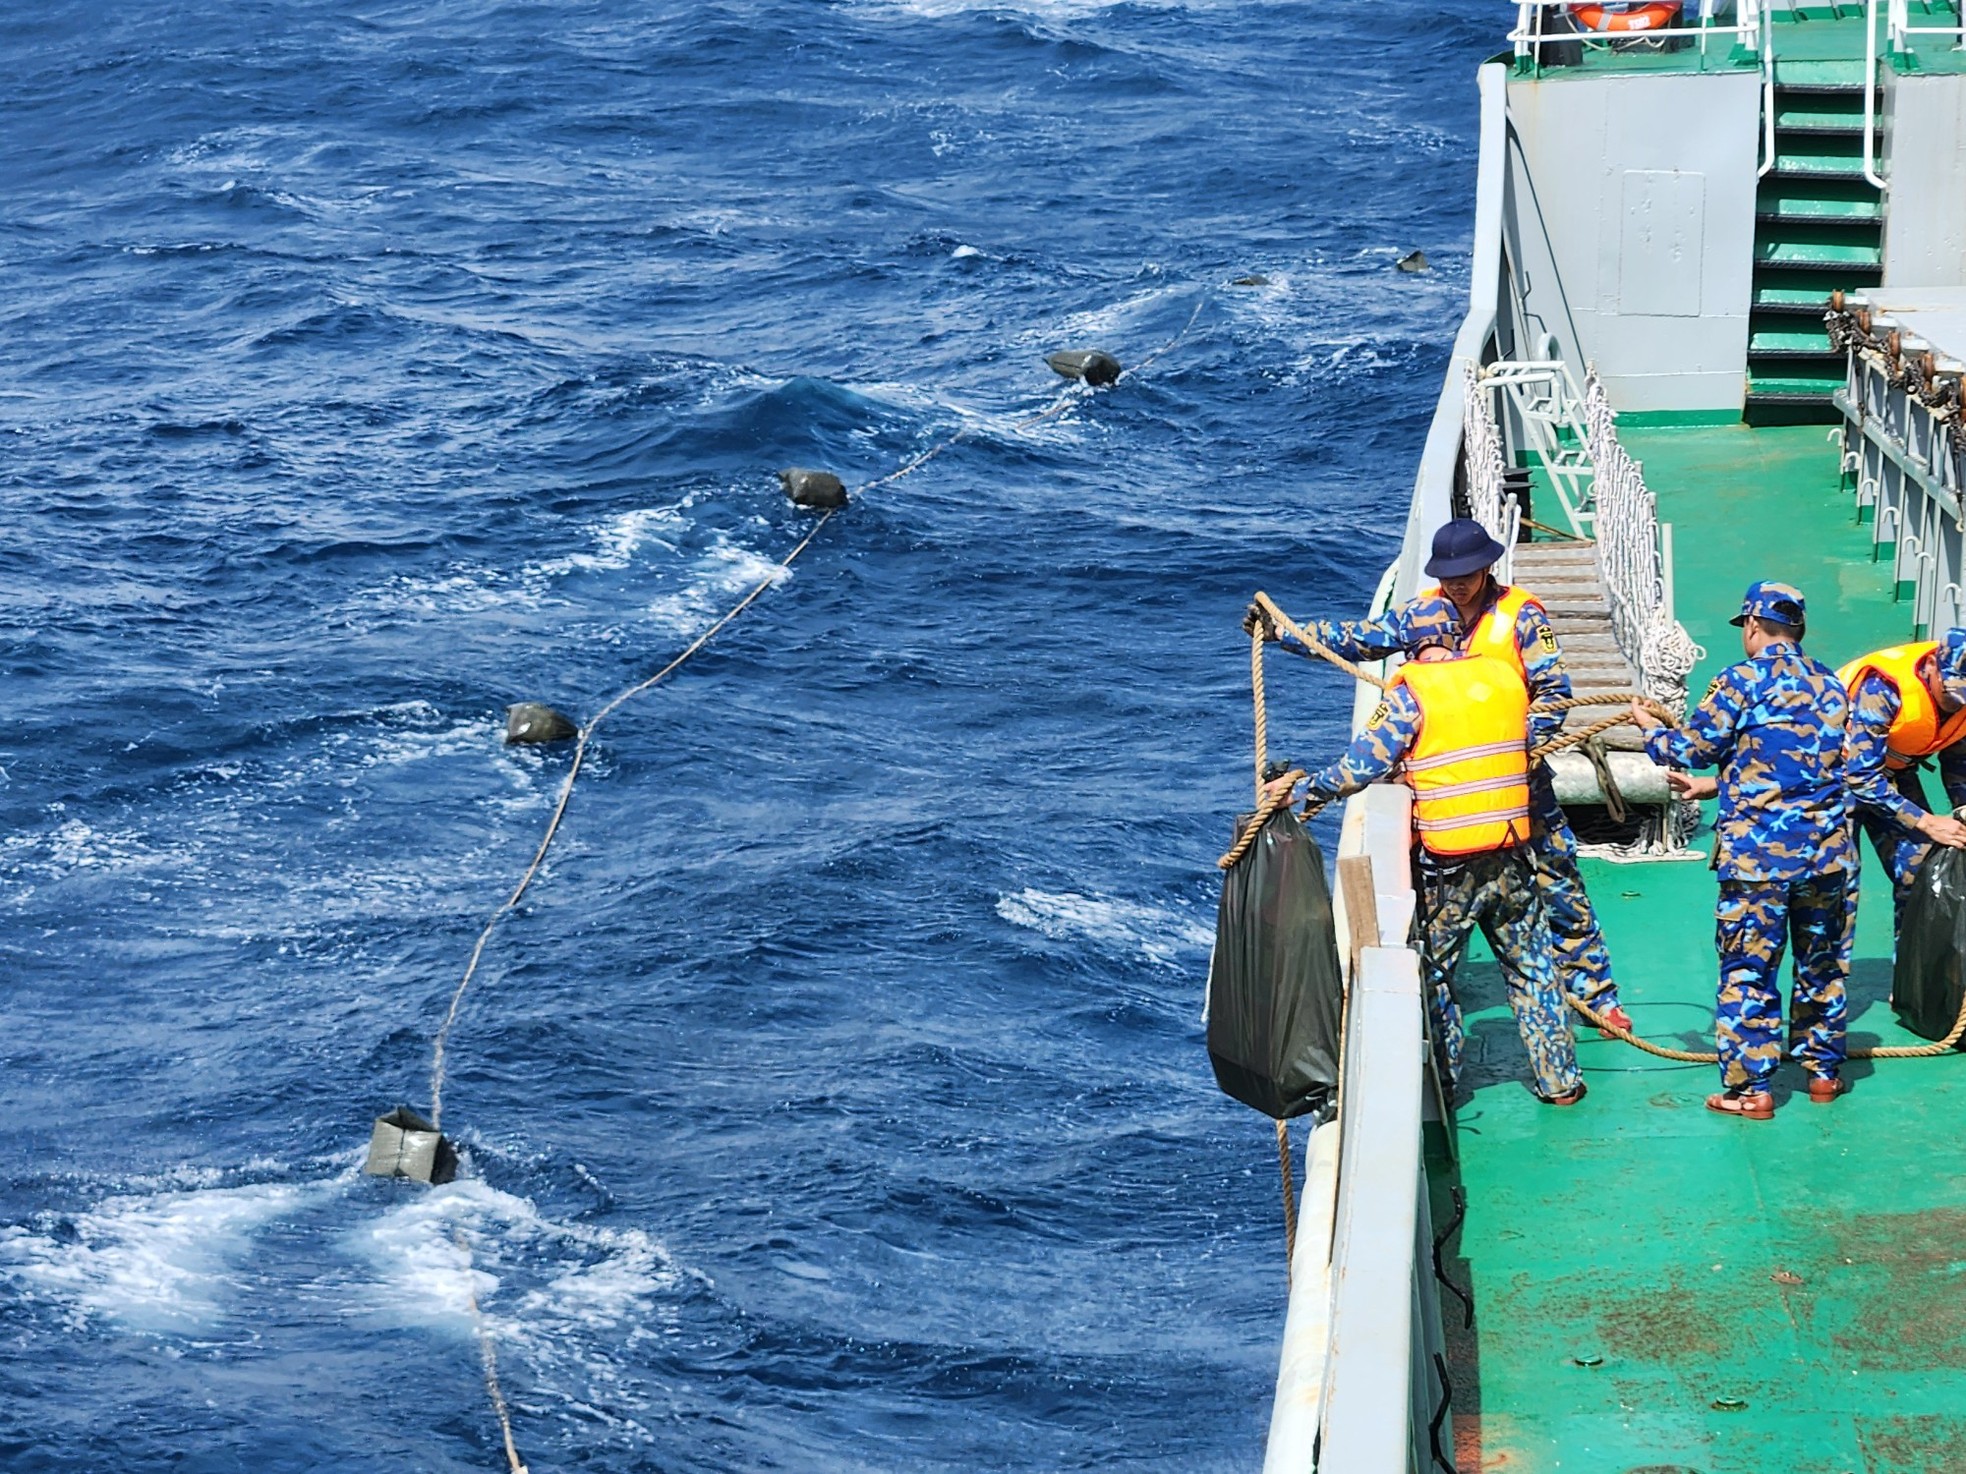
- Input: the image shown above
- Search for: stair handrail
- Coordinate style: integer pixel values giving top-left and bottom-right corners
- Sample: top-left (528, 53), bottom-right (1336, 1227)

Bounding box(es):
top-left (1579, 367), bottom-right (1702, 718)
top-left (1864, 0), bottom-right (1887, 189)
top-left (1461, 361), bottom-right (1521, 584)
top-left (1757, 1), bottom-right (1776, 178)
top-left (1885, 0), bottom-right (1966, 53)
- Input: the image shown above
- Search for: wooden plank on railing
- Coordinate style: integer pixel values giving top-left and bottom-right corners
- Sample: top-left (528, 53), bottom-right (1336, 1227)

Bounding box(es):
top-left (1337, 856), bottom-right (1378, 977)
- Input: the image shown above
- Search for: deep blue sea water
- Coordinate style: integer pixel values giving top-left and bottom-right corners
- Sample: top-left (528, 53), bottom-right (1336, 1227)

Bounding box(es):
top-left (0, 3), bottom-right (1483, 1467)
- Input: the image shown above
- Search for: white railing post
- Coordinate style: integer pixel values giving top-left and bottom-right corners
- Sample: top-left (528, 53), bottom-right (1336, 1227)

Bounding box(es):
top-left (1865, 0), bottom-right (1887, 190)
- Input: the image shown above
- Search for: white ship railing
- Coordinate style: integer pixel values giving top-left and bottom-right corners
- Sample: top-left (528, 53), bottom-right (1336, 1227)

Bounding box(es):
top-left (1888, 0), bottom-right (1966, 51)
top-left (1461, 361), bottom-right (1521, 581)
top-left (1509, 0), bottom-right (1765, 64)
top-left (1580, 368), bottom-right (1702, 719)
top-left (1259, 58), bottom-right (1508, 1474)
top-left (1476, 359), bottom-right (1596, 537)
top-left (1834, 303), bottom-right (1966, 637)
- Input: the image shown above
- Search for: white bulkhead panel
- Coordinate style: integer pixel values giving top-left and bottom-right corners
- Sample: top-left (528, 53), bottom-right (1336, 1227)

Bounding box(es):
top-left (1617, 169), bottom-right (1705, 318)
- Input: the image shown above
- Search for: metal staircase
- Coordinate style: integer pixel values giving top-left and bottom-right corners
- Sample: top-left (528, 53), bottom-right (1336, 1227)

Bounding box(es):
top-left (1745, 16), bottom-right (1884, 424)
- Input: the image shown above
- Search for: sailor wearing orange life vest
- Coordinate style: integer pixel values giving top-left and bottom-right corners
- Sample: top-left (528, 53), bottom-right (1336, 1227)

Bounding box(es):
top-left (1839, 628), bottom-right (1966, 929)
top-left (1249, 518), bottom-right (1630, 1035)
top-left (1287, 598), bottom-right (1585, 1105)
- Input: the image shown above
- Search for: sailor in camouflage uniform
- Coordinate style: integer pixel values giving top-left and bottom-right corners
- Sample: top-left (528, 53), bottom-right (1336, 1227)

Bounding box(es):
top-left (1250, 518), bottom-right (1630, 1035)
top-left (1837, 626), bottom-right (1966, 935)
top-left (1633, 582), bottom-right (1856, 1118)
top-left (1287, 598), bottom-right (1585, 1105)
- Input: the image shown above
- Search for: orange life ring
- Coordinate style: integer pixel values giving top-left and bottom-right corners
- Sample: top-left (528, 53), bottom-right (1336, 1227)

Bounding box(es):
top-left (1568, 1), bottom-right (1682, 31)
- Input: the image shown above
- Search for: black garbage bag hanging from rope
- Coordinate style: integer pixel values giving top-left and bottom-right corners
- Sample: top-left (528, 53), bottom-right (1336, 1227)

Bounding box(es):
top-left (1206, 805), bottom-right (1345, 1119)
top-left (1894, 841), bottom-right (1966, 1045)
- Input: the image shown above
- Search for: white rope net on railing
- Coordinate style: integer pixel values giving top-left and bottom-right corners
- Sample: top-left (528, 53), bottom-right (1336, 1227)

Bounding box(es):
top-left (1462, 360), bottom-right (1519, 579)
top-left (1580, 368), bottom-right (1706, 845)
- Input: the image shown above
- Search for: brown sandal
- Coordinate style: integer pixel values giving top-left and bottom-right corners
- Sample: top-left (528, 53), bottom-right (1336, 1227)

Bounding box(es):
top-left (1808, 1075), bottom-right (1848, 1104)
top-left (1544, 1081), bottom-right (1588, 1107)
top-left (1706, 1089), bottom-right (1774, 1120)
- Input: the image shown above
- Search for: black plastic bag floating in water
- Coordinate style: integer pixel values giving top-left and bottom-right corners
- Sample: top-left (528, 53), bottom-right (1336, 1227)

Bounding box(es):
top-left (1206, 806), bottom-right (1345, 1119)
top-left (1894, 843), bottom-right (1966, 1043)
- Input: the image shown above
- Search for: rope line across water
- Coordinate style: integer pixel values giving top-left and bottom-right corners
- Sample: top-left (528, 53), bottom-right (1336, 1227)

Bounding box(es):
top-left (455, 1230), bottom-right (529, 1474)
top-left (427, 291), bottom-right (1212, 1128)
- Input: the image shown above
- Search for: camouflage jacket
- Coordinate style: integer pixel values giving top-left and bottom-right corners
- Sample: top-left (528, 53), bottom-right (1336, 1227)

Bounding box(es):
top-left (1302, 682), bottom-right (1423, 801)
top-left (1287, 582), bottom-right (1570, 746)
top-left (1643, 641), bottom-right (1855, 881)
top-left (1843, 669), bottom-right (1966, 824)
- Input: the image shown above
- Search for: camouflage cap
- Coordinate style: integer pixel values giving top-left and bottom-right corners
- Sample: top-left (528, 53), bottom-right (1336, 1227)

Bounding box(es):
top-left (1729, 580), bottom-right (1807, 631)
top-left (1938, 626), bottom-right (1966, 706)
top-left (1404, 596), bottom-right (1462, 653)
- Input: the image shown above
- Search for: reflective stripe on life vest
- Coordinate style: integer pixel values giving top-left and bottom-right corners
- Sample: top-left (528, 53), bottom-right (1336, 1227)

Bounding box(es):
top-left (1837, 642), bottom-right (1966, 769)
top-left (1394, 653), bottom-right (1533, 857)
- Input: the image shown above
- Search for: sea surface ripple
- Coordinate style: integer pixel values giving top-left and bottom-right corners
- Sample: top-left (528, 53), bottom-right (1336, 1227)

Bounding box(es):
top-left (0, 1), bottom-right (1481, 1467)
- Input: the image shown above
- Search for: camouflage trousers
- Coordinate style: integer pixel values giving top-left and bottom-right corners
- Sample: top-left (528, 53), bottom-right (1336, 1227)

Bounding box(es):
top-left (1856, 767), bottom-right (1935, 939)
top-left (1529, 766), bottom-right (1620, 1010)
top-left (1714, 872), bottom-right (1855, 1090)
top-left (1416, 846), bottom-right (1582, 1100)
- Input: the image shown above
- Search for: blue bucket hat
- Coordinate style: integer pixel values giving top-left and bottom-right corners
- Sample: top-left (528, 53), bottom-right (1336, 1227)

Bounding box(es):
top-left (1937, 626), bottom-right (1966, 706)
top-left (1729, 580), bottom-right (1807, 632)
top-left (1424, 518), bottom-right (1508, 579)
top-left (1404, 596), bottom-right (1462, 654)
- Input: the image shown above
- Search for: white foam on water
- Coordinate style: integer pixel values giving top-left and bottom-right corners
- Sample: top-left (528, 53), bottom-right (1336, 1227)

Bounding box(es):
top-left (643, 532), bottom-right (790, 635)
top-left (996, 887), bottom-right (1212, 967)
top-left (346, 1178), bottom-right (692, 1446)
top-left (349, 1177), bottom-right (686, 1340)
top-left (0, 1177), bottom-right (326, 1334)
top-left (528, 506), bottom-right (687, 580)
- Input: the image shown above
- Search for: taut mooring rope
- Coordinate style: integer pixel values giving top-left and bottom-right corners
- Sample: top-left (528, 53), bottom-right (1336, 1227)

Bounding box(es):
top-left (454, 1230), bottom-right (528, 1474)
top-left (415, 298), bottom-right (1214, 1463)
top-left (427, 291), bottom-right (1212, 1128)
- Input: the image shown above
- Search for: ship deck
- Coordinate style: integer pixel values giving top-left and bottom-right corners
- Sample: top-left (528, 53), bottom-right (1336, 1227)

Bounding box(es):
top-left (1436, 421), bottom-right (1966, 1471)
top-left (1518, 2), bottom-right (1966, 81)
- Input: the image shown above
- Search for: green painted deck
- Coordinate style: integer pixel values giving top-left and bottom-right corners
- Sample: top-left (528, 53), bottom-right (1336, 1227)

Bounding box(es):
top-left (1438, 425), bottom-right (1966, 1472)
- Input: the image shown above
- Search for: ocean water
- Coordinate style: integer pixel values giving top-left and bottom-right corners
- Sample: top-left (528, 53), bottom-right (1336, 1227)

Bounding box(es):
top-left (0, 2), bottom-right (1482, 1467)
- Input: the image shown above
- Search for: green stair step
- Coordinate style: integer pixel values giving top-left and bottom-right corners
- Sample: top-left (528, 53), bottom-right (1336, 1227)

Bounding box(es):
top-left (1756, 195), bottom-right (1883, 222)
top-left (1754, 285), bottom-right (1837, 309)
top-left (1756, 241), bottom-right (1882, 267)
top-left (1775, 106), bottom-right (1875, 133)
top-left (1773, 153), bottom-right (1874, 177)
top-left (1748, 373), bottom-right (1845, 396)
top-left (1774, 60), bottom-right (1873, 88)
top-left (1750, 329), bottom-right (1839, 353)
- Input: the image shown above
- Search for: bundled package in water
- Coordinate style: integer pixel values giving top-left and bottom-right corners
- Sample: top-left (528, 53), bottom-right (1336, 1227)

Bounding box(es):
top-left (1206, 806), bottom-right (1344, 1119)
top-left (1893, 843), bottom-right (1966, 1044)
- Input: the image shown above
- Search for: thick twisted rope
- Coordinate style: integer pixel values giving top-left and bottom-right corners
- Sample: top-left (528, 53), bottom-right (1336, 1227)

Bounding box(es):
top-left (454, 1230), bottom-right (528, 1474)
top-left (1275, 1117), bottom-right (1298, 1279)
top-left (1251, 591), bottom-right (1389, 690)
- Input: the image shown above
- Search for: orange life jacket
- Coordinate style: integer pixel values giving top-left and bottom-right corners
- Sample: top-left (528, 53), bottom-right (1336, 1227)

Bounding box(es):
top-left (1426, 582), bottom-right (1544, 679)
top-left (1837, 642), bottom-right (1966, 770)
top-left (1394, 653), bottom-right (1533, 857)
